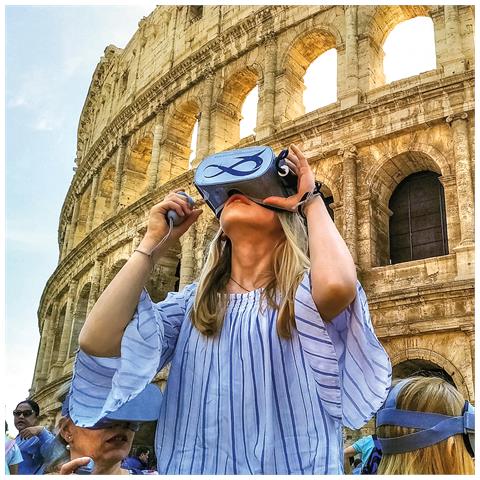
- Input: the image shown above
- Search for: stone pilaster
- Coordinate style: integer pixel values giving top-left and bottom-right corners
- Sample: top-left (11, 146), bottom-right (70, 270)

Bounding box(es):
top-left (339, 145), bottom-right (358, 265)
top-left (194, 70), bottom-right (215, 165)
top-left (442, 5), bottom-right (466, 75)
top-left (257, 33), bottom-right (277, 139)
top-left (178, 226), bottom-right (196, 290)
top-left (31, 332), bottom-right (47, 392)
top-left (112, 138), bottom-right (127, 211)
top-left (86, 170), bottom-right (99, 232)
top-left (60, 223), bottom-right (70, 261)
top-left (147, 107), bottom-right (166, 190)
top-left (39, 304), bottom-right (58, 387)
top-left (341, 5), bottom-right (361, 107)
top-left (462, 326), bottom-right (475, 382)
top-left (446, 113), bottom-right (474, 245)
top-left (53, 279), bottom-right (79, 370)
top-left (87, 258), bottom-right (103, 314)
top-left (66, 195), bottom-right (81, 253)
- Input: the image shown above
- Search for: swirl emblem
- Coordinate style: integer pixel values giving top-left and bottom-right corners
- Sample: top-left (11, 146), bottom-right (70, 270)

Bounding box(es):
top-left (204, 149), bottom-right (266, 178)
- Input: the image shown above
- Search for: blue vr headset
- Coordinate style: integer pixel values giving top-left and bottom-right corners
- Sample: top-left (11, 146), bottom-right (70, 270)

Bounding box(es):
top-left (193, 146), bottom-right (298, 218)
top-left (376, 379), bottom-right (475, 457)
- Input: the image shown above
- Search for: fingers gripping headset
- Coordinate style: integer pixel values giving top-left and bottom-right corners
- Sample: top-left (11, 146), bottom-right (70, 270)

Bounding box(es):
top-left (152, 146), bottom-right (319, 255)
top-left (376, 379), bottom-right (475, 457)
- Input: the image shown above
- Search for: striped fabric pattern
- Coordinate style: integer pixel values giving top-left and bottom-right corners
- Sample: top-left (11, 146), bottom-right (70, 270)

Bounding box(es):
top-left (69, 271), bottom-right (391, 474)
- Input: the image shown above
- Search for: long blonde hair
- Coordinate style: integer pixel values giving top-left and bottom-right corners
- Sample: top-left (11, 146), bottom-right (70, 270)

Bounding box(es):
top-left (377, 376), bottom-right (475, 475)
top-left (190, 211), bottom-right (310, 338)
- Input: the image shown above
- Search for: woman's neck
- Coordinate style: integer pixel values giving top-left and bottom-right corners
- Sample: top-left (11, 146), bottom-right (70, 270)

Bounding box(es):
top-left (229, 237), bottom-right (277, 290)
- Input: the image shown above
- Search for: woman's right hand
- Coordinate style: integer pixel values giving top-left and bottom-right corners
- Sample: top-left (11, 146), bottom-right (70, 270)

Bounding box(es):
top-left (138, 190), bottom-right (203, 255)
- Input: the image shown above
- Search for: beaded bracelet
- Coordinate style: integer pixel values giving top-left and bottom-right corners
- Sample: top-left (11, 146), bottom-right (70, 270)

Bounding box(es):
top-left (296, 181), bottom-right (325, 219)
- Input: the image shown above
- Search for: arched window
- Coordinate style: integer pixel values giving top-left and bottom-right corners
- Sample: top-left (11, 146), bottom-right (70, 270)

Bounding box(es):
top-left (239, 86), bottom-right (258, 139)
top-left (383, 17), bottom-right (436, 83)
top-left (389, 171), bottom-right (448, 264)
top-left (189, 119), bottom-right (199, 169)
top-left (393, 359), bottom-right (456, 388)
top-left (304, 48), bottom-right (337, 113)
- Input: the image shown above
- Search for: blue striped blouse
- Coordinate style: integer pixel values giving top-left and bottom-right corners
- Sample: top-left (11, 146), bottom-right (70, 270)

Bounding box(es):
top-left (68, 270), bottom-right (391, 474)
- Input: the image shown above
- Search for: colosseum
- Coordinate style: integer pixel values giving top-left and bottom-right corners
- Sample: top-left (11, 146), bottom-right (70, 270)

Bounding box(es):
top-left (30, 5), bottom-right (474, 448)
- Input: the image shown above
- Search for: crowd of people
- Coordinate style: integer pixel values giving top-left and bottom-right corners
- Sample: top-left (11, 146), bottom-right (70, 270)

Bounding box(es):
top-left (5, 145), bottom-right (474, 475)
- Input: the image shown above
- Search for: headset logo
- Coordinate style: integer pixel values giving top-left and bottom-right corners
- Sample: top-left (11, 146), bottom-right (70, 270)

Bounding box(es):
top-left (204, 148), bottom-right (266, 178)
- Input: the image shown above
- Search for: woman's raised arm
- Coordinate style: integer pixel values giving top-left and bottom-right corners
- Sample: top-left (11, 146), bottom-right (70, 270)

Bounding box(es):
top-left (78, 191), bottom-right (202, 357)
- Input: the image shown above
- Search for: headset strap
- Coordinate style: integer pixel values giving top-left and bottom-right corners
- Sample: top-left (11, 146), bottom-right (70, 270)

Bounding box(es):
top-left (378, 415), bottom-right (466, 454)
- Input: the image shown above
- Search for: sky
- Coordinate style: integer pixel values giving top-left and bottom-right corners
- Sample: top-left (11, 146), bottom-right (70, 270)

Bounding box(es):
top-left (4, 6), bottom-right (435, 435)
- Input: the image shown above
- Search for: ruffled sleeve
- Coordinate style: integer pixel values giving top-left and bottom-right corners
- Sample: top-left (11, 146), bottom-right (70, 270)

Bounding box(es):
top-left (68, 283), bottom-right (196, 427)
top-left (294, 270), bottom-right (391, 429)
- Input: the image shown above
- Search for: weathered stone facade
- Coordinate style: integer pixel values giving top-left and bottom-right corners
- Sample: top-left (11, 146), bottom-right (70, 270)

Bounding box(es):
top-left (31, 5), bottom-right (474, 445)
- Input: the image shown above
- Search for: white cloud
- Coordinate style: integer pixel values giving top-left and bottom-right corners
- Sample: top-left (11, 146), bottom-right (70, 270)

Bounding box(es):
top-left (33, 113), bottom-right (61, 131)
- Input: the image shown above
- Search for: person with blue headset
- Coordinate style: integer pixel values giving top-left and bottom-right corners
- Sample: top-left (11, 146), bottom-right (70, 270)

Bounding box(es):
top-left (375, 375), bottom-right (474, 475)
top-left (67, 144), bottom-right (391, 474)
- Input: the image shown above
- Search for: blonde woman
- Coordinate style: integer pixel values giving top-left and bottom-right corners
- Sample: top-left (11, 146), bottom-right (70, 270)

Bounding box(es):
top-left (69, 144), bottom-right (391, 474)
top-left (376, 376), bottom-right (475, 475)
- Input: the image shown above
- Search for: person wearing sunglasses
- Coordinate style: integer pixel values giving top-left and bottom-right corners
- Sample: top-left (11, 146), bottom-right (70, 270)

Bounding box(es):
top-left (13, 399), bottom-right (55, 474)
top-left (43, 383), bottom-right (162, 475)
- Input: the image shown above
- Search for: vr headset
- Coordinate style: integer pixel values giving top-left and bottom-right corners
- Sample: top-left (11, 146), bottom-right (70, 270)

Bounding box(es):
top-left (376, 379), bottom-right (475, 457)
top-left (193, 146), bottom-right (298, 218)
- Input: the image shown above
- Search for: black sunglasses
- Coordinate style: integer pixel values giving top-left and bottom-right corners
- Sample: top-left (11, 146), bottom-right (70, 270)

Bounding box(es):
top-left (13, 410), bottom-right (35, 418)
top-left (89, 419), bottom-right (141, 432)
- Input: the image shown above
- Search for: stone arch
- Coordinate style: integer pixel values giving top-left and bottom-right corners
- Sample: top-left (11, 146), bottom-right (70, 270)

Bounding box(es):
top-left (94, 162), bottom-right (116, 228)
top-left (68, 282), bottom-right (91, 358)
top-left (211, 66), bottom-right (260, 152)
top-left (365, 146), bottom-right (451, 266)
top-left (278, 28), bottom-right (339, 123)
top-left (120, 134), bottom-right (153, 208)
top-left (160, 99), bottom-right (200, 183)
top-left (389, 348), bottom-right (471, 401)
top-left (361, 5), bottom-right (435, 88)
top-left (367, 146), bottom-right (448, 207)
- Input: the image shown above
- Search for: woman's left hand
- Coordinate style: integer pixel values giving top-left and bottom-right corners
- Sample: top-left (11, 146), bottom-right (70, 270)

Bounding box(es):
top-left (263, 143), bottom-right (316, 211)
top-left (58, 457), bottom-right (92, 475)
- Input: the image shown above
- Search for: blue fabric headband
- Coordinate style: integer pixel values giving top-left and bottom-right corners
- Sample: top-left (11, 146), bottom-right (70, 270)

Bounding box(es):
top-left (376, 379), bottom-right (475, 455)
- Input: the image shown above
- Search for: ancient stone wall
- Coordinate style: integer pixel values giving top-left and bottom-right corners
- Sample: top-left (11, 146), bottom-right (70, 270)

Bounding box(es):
top-left (30, 6), bottom-right (474, 443)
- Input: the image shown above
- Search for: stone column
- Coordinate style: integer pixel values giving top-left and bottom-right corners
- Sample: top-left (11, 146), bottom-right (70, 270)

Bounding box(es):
top-left (31, 334), bottom-right (47, 392)
top-left (147, 107), bottom-right (166, 190)
top-left (39, 304), bottom-right (58, 385)
top-left (442, 5), bottom-right (465, 75)
top-left (339, 145), bottom-right (358, 265)
top-left (87, 259), bottom-right (103, 314)
top-left (257, 32), bottom-right (277, 139)
top-left (60, 223), bottom-right (70, 261)
top-left (178, 226), bottom-right (196, 290)
top-left (54, 280), bottom-right (79, 368)
top-left (194, 70), bottom-right (215, 166)
top-left (341, 5), bottom-right (361, 107)
top-left (86, 170), bottom-right (99, 232)
top-left (446, 113), bottom-right (474, 245)
top-left (111, 138), bottom-right (127, 211)
top-left (462, 325), bottom-right (475, 383)
top-left (66, 195), bottom-right (80, 253)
